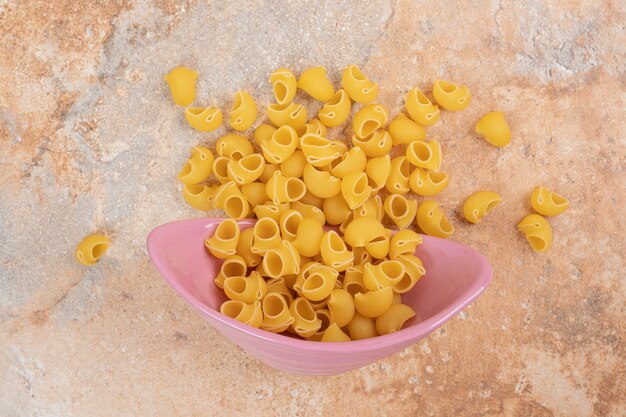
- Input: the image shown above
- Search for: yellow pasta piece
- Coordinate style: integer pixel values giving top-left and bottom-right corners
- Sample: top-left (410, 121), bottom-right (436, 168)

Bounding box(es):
top-left (393, 254), bottom-right (425, 293)
top-left (327, 289), bottom-right (355, 328)
top-left (375, 304), bottom-right (416, 335)
top-left (352, 130), bottom-right (392, 157)
top-left (75, 234), bottom-right (109, 266)
top-left (323, 193), bottom-right (352, 225)
top-left (300, 134), bottom-right (342, 167)
top-left (365, 154), bottom-right (391, 191)
top-left (177, 146), bottom-right (214, 185)
top-left (299, 190), bottom-right (325, 209)
top-left (341, 171), bottom-right (372, 209)
top-left (266, 102), bottom-right (307, 129)
top-left (291, 201), bottom-right (326, 225)
top-left (261, 125), bottom-right (299, 164)
top-left (205, 219), bottom-right (240, 259)
top-left (262, 240), bottom-right (301, 278)
top-left (321, 323), bottom-right (351, 342)
top-left (343, 217), bottom-right (385, 248)
top-left (270, 68), bottom-right (297, 105)
top-left (352, 104), bottom-right (389, 138)
top-left (214, 255), bottom-right (247, 289)
top-left (229, 90), bottom-right (257, 131)
top-left (258, 163), bottom-right (279, 184)
top-left (352, 247), bottom-right (373, 266)
top-left (433, 80), bottom-right (471, 111)
top-left (530, 186), bottom-right (569, 217)
top-left (463, 191), bottom-right (502, 224)
top-left (341, 64), bottom-right (378, 103)
top-left (254, 123), bottom-right (276, 146)
top-left (406, 139), bottom-right (442, 171)
top-left (182, 184), bottom-right (216, 211)
top-left (184, 106), bottom-right (222, 132)
top-left (347, 312), bottom-right (378, 340)
top-left (363, 260), bottom-right (405, 291)
top-left (354, 195), bottom-right (384, 222)
top-left (392, 293), bottom-right (402, 304)
top-left (252, 201), bottom-right (290, 222)
top-left (384, 194), bottom-right (418, 228)
top-left (235, 228), bottom-right (262, 267)
top-left (388, 113), bottom-right (427, 144)
top-left (475, 111), bottom-right (511, 147)
top-left (317, 89), bottom-right (352, 127)
top-left (261, 293), bottom-right (294, 332)
top-left (389, 229), bottom-right (422, 259)
top-left (280, 150), bottom-right (307, 178)
top-left (354, 286), bottom-right (393, 318)
top-left (330, 146), bottom-right (366, 179)
top-left (212, 181), bottom-right (250, 219)
top-left (300, 264), bottom-right (339, 301)
top-left (405, 88), bottom-right (440, 126)
top-left (227, 154), bottom-right (265, 185)
top-left (224, 271), bottom-right (267, 304)
top-left (216, 134), bottom-right (254, 160)
top-left (291, 218), bottom-right (324, 257)
top-left (343, 265), bottom-right (367, 296)
top-left (517, 214), bottom-right (552, 253)
top-left (320, 231), bottom-right (354, 272)
top-left (302, 164), bottom-right (341, 198)
top-left (296, 118), bottom-right (328, 139)
top-left (385, 156), bottom-right (411, 194)
top-left (297, 66), bottom-right (335, 101)
top-left (265, 171), bottom-right (307, 204)
top-left (415, 200), bottom-right (454, 238)
top-left (220, 299), bottom-right (263, 328)
top-left (241, 182), bottom-right (268, 207)
top-left (251, 217), bottom-right (282, 254)
top-left (293, 261), bottom-right (321, 295)
top-left (306, 308), bottom-right (332, 341)
top-left (266, 277), bottom-right (294, 304)
top-left (290, 297), bottom-right (323, 337)
top-left (212, 156), bottom-right (231, 184)
top-left (279, 209), bottom-right (303, 241)
top-left (409, 168), bottom-right (449, 197)
top-left (165, 66), bottom-right (198, 106)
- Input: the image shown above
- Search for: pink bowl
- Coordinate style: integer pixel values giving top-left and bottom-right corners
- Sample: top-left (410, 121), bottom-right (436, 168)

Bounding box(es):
top-left (147, 218), bottom-right (492, 376)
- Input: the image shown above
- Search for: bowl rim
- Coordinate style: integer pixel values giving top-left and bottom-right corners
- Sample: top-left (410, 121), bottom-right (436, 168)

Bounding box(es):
top-left (147, 218), bottom-right (492, 353)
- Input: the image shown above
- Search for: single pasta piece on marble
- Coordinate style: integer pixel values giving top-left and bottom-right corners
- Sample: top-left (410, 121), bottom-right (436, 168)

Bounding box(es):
top-left (341, 64), bottom-right (378, 103)
top-left (270, 68), bottom-right (297, 105)
top-left (164, 66), bottom-right (198, 106)
top-left (475, 111), bottom-right (511, 147)
top-left (415, 200), bottom-right (454, 238)
top-left (432, 80), bottom-right (471, 111)
top-left (229, 90), bottom-right (257, 131)
top-left (463, 191), bottom-right (502, 224)
top-left (75, 234), bottom-right (110, 266)
top-left (517, 213), bottom-right (552, 253)
top-left (184, 106), bottom-right (222, 132)
top-left (530, 186), bottom-right (569, 217)
top-left (405, 88), bottom-right (440, 126)
top-left (298, 66), bottom-right (335, 101)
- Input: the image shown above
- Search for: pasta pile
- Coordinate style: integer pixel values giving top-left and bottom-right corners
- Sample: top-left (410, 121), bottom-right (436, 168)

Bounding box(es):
top-left (165, 64), bottom-right (568, 340)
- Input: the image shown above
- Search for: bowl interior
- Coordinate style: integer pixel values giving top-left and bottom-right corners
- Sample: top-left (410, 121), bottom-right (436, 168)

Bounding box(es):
top-left (148, 218), bottom-right (491, 332)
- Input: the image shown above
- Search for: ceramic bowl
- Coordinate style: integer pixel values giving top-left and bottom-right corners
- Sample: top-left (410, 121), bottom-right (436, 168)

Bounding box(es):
top-left (147, 218), bottom-right (492, 376)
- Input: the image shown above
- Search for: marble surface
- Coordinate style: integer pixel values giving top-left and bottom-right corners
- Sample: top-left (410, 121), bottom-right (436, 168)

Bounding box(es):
top-left (1, 1), bottom-right (625, 416)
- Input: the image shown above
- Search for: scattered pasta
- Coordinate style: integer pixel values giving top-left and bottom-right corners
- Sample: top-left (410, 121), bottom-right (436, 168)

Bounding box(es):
top-left (297, 66), bottom-right (335, 102)
top-left (432, 80), bottom-right (471, 111)
top-left (463, 191), bottom-right (502, 224)
top-left (164, 66), bottom-right (198, 106)
top-left (415, 200), bottom-right (454, 238)
top-left (517, 213), bottom-right (552, 252)
top-left (475, 111), bottom-right (511, 147)
top-left (530, 186), bottom-right (568, 216)
top-left (184, 106), bottom-right (222, 132)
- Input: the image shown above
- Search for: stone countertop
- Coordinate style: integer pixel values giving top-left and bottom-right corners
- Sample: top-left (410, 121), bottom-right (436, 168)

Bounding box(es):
top-left (0, 1), bottom-right (624, 416)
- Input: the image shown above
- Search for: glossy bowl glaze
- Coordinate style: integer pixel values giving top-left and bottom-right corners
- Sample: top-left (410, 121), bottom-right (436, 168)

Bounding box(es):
top-left (147, 218), bottom-right (492, 375)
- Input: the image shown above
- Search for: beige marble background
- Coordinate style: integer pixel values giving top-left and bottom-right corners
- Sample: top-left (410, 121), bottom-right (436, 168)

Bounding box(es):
top-left (1, 0), bottom-right (625, 416)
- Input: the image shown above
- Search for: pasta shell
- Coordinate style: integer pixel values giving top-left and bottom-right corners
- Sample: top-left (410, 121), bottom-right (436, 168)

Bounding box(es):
top-left (354, 286), bottom-right (393, 318)
top-left (340, 172), bottom-right (372, 210)
top-left (300, 134), bottom-right (342, 167)
top-left (251, 217), bottom-right (282, 254)
top-left (463, 191), bottom-right (502, 224)
top-left (530, 186), bottom-right (568, 217)
top-left (323, 193), bottom-right (352, 225)
top-left (261, 293), bottom-right (294, 332)
top-left (385, 156), bottom-right (411, 194)
top-left (212, 156), bottom-right (231, 184)
top-left (252, 201), bottom-right (290, 222)
top-left (389, 113), bottom-right (426, 144)
top-left (394, 254), bottom-right (426, 293)
top-left (343, 265), bottom-right (367, 296)
top-left (302, 164), bottom-right (342, 198)
top-left (290, 297), bottom-right (323, 337)
top-left (183, 107), bottom-right (219, 133)
top-left (270, 68), bottom-right (297, 105)
top-left (221, 300), bottom-right (263, 328)
top-left (330, 146), bottom-right (367, 179)
top-left (321, 323), bottom-right (351, 342)
top-left (182, 184), bottom-right (216, 211)
top-left (389, 229), bottom-right (423, 259)
top-left (216, 134), bottom-right (254, 160)
top-left (320, 231), bottom-right (354, 272)
top-left (352, 130), bottom-right (392, 157)
top-left (279, 209), bottom-right (303, 241)
top-left (265, 171), bottom-right (307, 204)
top-left (262, 240), bottom-right (301, 278)
top-left (241, 182), bottom-right (268, 207)
top-left (291, 218), bottom-right (324, 257)
top-left (341, 64), bottom-right (378, 103)
top-left (406, 140), bottom-right (442, 171)
top-left (291, 201), bottom-right (326, 225)
top-left (229, 90), bottom-right (257, 131)
top-left (254, 124), bottom-right (276, 146)
top-left (343, 217), bottom-right (386, 248)
top-left (408, 168), bottom-right (449, 197)
top-left (475, 111), bottom-right (511, 147)
top-left (178, 146), bottom-right (214, 185)
top-left (517, 214), bottom-right (552, 253)
top-left (280, 150), bottom-right (307, 178)
top-left (352, 104), bottom-right (389, 138)
top-left (214, 255), bottom-right (247, 289)
top-left (266, 102), bottom-right (307, 129)
top-left (75, 234), bottom-right (109, 266)
top-left (227, 153), bottom-right (266, 185)
top-left (164, 66), bottom-right (198, 106)
top-left (261, 125), bottom-right (299, 164)
top-left (224, 271), bottom-right (267, 303)
top-left (317, 89), bottom-right (352, 127)
top-left (415, 200), bottom-right (454, 238)
top-left (405, 88), bottom-right (440, 126)
top-left (347, 312), bottom-right (378, 340)
top-left (384, 194), bottom-right (418, 228)
top-left (375, 304), bottom-right (416, 335)
top-left (204, 219), bottom-right (240, 259)
top-left (433, 80), bottom-right (471, 111)
top-left (266, 277), bottom-right (295, 304)
top-left (363, 260), bottom-right (405, 291)
top-left (235, 228), bottom-right (262, 267)
top-left (327, 289), bottom-right (355, 328)
top-left (365, 154), bottom-right (391, 191)
top-left (297, 66), bottom-right (335, 102)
